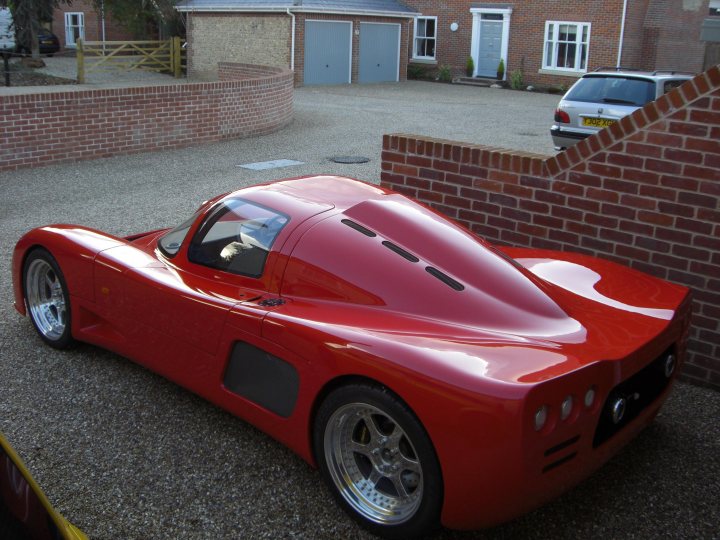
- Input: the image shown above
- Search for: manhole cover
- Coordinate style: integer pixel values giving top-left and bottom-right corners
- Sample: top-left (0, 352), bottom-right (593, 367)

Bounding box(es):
top-left (329, 156), bottom-right (370, 164)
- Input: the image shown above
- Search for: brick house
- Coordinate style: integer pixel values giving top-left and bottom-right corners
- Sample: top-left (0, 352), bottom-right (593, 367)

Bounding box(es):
top-left (179, 0), bottom-right (716, 87)
top-left (176, 0), bottom-right (418, 84)
top-left (404, 0), bottom-right (715, 88)
top-left (51, 0), bottom-right (150, 51)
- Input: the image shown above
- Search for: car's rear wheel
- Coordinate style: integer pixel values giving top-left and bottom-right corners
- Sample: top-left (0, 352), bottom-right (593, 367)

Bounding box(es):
top-left (23, 248), bottom-right (74, 349)
top-left (314, 383), bottom-right (442, 539)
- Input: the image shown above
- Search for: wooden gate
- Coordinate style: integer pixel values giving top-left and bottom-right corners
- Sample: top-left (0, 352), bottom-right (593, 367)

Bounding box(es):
top-left (76, 37), bottom-right (185, 83)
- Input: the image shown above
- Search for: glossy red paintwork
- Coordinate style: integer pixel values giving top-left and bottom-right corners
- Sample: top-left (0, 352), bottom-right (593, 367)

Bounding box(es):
top-left (12, 176), bottom-right (691, 530)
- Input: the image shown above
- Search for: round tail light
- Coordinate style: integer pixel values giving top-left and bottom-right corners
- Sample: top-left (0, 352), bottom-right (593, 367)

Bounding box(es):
top-left (584, 386), bottom-right (596, 408)
top-left (560, 395), bottom-right (574, 420)
top-left (534, 406), bottom-right (548, 431)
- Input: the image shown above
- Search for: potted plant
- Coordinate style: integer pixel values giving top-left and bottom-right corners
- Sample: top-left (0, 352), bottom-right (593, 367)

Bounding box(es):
top-left (496, 58), bottom-right (505, 80)
top-left (466, 56), bottom-right (474, 77)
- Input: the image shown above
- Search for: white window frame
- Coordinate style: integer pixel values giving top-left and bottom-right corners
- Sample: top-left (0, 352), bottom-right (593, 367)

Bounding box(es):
top-left (413, 16), bottom-right (437, 61)
top-left (64, 12), bottom-right (85, 49)
top-left (543, 21), bottom-right (590, 73)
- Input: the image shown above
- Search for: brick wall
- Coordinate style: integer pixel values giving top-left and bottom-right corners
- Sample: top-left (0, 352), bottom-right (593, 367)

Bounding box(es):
top-left (640, 0), bottom-right (708, 73)
top-left (380, 65), bottom-right (720, 390)
top-left (619, 0), bottom-right (650, 71)
top-left (0, 63), bottom-right (293, 172)
top-left (187, 14), bottom-right (291, 80)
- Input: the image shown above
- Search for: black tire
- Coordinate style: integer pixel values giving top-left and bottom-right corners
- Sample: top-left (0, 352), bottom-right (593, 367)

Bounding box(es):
top-left (22, 248), bottom-right (75, 349)
top-left (314, 383), bottom-right (443, 539)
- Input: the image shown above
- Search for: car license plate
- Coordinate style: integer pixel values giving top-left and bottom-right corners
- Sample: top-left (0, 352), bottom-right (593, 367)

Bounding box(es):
top-left (582, 117), bottom-right (615, 128)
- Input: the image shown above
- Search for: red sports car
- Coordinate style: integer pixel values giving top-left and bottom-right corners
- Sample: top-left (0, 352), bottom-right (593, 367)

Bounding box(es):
top-left (12, 175), bottom-right (690, 538)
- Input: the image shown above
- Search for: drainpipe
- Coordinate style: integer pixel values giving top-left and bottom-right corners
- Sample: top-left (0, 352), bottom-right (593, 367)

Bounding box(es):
top-left (616, 0), bottom-right (628, 68)
top-left (286, 8), bottom-right (295, 71)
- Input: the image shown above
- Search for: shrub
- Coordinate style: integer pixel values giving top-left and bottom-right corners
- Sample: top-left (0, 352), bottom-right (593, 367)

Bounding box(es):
top-left (465, 56), bottom-right (474, 77)
top-left (437, 65), bottom-right (452, 82)
top-left (407, 64), bottom-right (428, 80)
top-left (510, 69), bottom-right (524, 90)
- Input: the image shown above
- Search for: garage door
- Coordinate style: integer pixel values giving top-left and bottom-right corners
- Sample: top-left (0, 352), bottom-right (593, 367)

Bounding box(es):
top-left (304, 20), bottom-right (351, 85)
top-left (358, 23), bottom-right (400, 83)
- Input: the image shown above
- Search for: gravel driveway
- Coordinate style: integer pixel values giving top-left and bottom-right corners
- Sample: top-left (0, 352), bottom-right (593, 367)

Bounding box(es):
top-left (1, 77), bottom-right (718, 539)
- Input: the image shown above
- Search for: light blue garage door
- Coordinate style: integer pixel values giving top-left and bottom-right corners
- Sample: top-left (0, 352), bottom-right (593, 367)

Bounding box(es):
top-left (358, 23), bottom-right (400, 83)
top-left (304, 20), bottom-right (351, 85)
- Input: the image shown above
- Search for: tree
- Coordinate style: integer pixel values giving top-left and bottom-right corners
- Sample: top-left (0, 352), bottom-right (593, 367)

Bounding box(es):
top-left (93, 0), bottom-right (184, 39)
top-left (10, 0), bottom-right (70, 58)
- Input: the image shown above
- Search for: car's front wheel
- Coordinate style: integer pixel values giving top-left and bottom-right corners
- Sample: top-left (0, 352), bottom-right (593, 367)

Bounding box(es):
top-left (23, 248), bottom-right (75, 349)
top-left (314, 383), bottom-right (442, 539)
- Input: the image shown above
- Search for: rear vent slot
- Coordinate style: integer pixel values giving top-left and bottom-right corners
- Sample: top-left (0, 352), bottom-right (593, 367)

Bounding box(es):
top-left (382, 241), bottom-right (419, 263)
top-left (544, 435), bottom-right (580, 457)
top-left (425, 267), bottom-right (464, 291)
top-left (542, 452), bottom-right (577, 473)
top-left (341, 219), bottom-right (376, 237)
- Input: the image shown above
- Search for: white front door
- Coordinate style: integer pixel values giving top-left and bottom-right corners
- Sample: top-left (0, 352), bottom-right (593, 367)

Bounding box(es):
top-left (64, 12), bottom-right (85, 48)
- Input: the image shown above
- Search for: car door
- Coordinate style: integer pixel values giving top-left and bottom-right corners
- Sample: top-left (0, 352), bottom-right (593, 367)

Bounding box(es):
top-left (91, 203), bottom-right (281, 379)
top-left (92, 243), bottom-right (252, 383)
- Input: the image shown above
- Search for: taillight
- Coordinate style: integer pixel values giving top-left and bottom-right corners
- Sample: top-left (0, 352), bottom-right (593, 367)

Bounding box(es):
top-left (554, 109), bottom-right (570, 123)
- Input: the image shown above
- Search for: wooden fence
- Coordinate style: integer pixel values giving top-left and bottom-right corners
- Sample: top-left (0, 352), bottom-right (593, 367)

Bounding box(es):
top-left (76, 37), bottom-right (185, 83)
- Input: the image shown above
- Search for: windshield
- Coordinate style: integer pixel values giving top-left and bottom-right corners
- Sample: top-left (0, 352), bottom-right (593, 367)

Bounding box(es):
top-left (158, 211), bottom-right (202, 257)
top-left (566, 76), bottom-right (655, 106)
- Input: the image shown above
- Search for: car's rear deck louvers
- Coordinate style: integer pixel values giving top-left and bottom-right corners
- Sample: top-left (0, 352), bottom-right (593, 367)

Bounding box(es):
top-left (341, 219), bottom-right (376, 237)
top-left (382, 241), bottom-right (420, 263)
top-left (425, 267), bottom-right (464, 291)
top-left (340, 219), bottom-right (463, 291)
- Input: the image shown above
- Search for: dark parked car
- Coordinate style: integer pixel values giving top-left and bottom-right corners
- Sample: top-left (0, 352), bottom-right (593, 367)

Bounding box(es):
top-left (16, 29), bottom-right (60, 56)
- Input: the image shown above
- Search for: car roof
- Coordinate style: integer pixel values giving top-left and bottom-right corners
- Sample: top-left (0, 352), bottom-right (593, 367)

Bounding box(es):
top-left (585, 68), bottom-right (694, 81)
top-left (225, 175), bottom-right (390, 221)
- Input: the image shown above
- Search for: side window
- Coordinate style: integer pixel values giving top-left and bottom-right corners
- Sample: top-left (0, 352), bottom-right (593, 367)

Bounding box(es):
top-left (413, 16), bottom-right (437, 60)
top-left (188, 199), bottom-right (289, 278)
top-left (663, 80), bottom-right (685, 94)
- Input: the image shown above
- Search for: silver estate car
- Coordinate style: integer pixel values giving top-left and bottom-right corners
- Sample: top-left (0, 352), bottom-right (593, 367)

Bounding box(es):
top-left (551, 68), bottom-right (693, 150)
